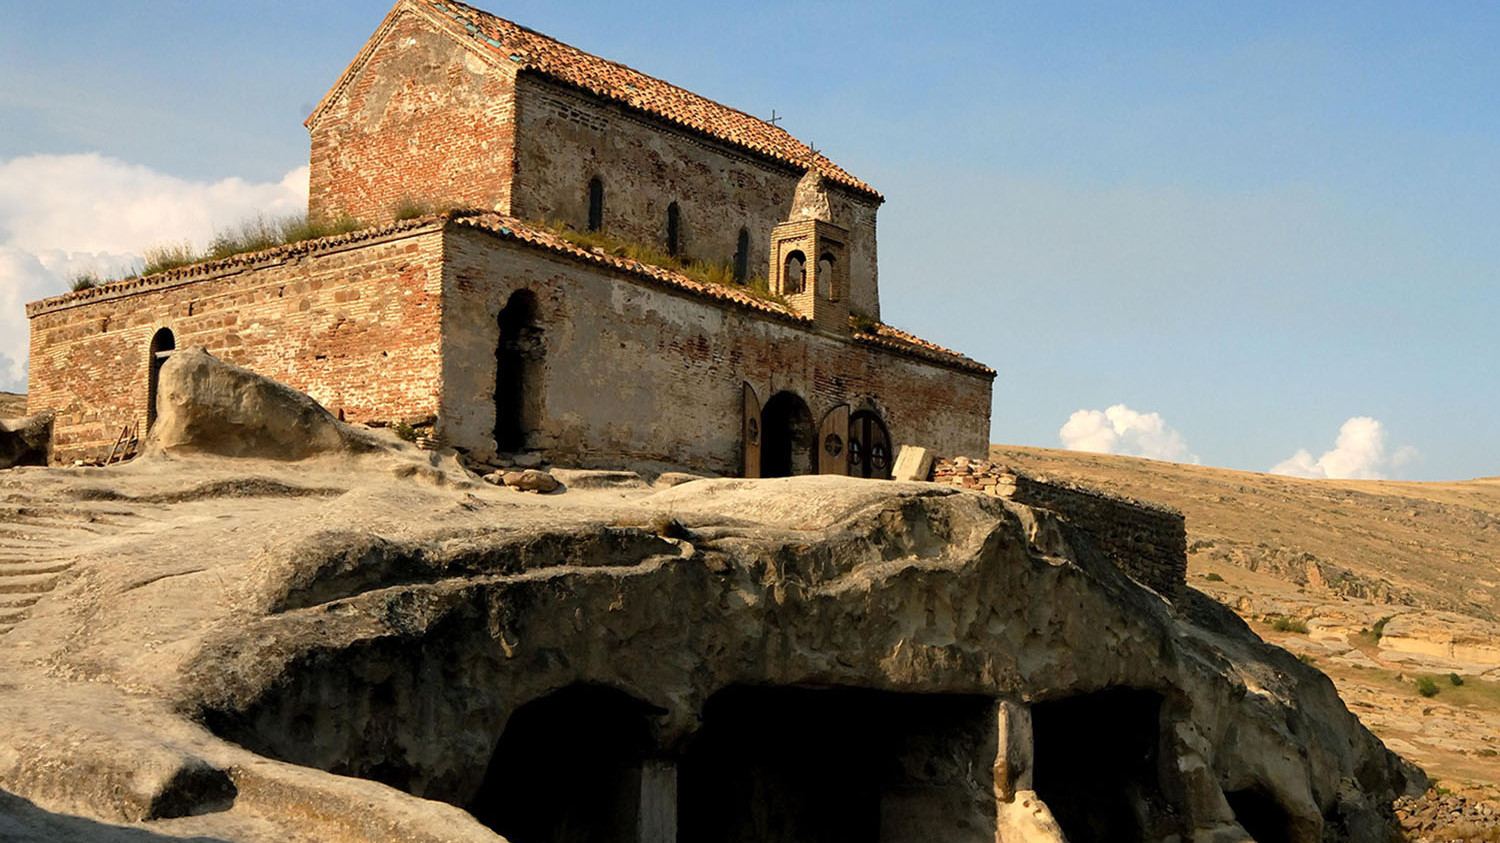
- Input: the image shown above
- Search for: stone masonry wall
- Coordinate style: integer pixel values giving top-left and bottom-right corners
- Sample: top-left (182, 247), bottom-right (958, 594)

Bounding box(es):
top-left (308, 6), bottom-right (518, 226)
top-left (26, 228), bottom-right (446, 464)
top-left (509, 74), bottom-right (884, 320)
top-left (439, 227), bottom-right (988, 474)
top-left (931, 457), bottom-right (1187, 600)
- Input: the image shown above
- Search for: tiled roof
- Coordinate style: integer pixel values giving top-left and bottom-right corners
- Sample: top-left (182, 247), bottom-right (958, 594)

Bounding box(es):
top-left (27, 213), bottom-right (988, 375)
top-left (855, 322), bottom-right (995, 377)
top-left (410, 0), bottom-right (880, 200)
top-left (452, 213), bottom-right (808, 323)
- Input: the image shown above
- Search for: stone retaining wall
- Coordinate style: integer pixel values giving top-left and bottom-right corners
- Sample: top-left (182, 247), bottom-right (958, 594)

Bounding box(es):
top-left (931, 457), bottom-right (1186, 600)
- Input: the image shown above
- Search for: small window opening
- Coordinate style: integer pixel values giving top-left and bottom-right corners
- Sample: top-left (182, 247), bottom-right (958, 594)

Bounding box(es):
top-left (783, 250), bottom-right (806, 295)
top-left (587, 177), bottom-right (604, 232)
top-left (734, 229), bottom-right (750, 283)
top-left (818, 253), bottom-right (837, 300)
top-left (666, 202), bottom-right (681, 257)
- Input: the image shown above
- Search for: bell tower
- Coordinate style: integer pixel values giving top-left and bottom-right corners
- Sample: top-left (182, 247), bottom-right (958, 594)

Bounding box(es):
top-left (770, 173), bottom-right (850, 334)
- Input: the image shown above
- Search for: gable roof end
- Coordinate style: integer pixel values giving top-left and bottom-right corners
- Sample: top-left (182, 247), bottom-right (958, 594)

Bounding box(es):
top-left (306, 0), bottom-right (881, 201)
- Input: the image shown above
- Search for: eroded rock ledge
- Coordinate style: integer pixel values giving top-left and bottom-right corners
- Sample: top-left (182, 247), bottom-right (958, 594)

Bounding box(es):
top-left (170, 478), bottom-right (1415, 842)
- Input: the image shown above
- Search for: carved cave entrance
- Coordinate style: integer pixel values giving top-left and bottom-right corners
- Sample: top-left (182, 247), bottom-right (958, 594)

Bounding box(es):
top-left (495, 290), bottom-right (544, 452)
top-left (1030, 688), bottom-right (1175, 843)
top-left (1225, 787), bottom-right (1296, 843)
top-left (147, 327), bottom-right (175, 430)
top-left (468, 685), bottom-right (661, 843)
top-left (760, 391), bottom-right (816, 477)
top-left (677, 686), bottom-right (997, 843)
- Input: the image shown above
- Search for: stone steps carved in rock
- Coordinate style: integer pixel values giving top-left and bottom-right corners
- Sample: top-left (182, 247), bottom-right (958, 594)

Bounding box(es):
top-left (0, 502), bottom-right (137, 635)
top-left (0, 573), bottom-right (62, 595)
top-left (0, 560), bottom-right (74, 577)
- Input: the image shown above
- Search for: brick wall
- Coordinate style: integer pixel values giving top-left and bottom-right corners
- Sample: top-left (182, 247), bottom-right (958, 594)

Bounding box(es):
top-left (931, 457), bottom-right (1187, 600)
top-left (307, 8), bottom-right (884, 318)
top-left (439, 226), bottom-right (989, 474)
top-left (26, 227), bottom-right (446, 464)
top-left (308, 6), bottom-right (518, 225)
top-left (509, 74), bottom-right (883, 318)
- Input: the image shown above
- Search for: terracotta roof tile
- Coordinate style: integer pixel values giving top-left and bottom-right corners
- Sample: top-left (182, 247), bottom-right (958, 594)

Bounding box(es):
top-left (854, 323), bottom-right (996, 377)
top-left (415, 0), bottom-right (881, 200)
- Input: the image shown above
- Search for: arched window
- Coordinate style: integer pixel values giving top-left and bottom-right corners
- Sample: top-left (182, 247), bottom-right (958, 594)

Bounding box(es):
top-left (147, 327), bottom-right (175, 431)
top-left (666, 202), bottom-right (681, 257)
top-left (587, 177), bottom-right (604, 232)
top-left (734, 229), bottom-right (750, 283)
top-left (783, 250), bottom-right (806, 295)
top-left (818, 252), bottom-right (837, 300)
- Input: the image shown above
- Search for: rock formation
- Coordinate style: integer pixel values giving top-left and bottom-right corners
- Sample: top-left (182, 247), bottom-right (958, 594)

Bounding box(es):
top-left (0, 410), bottom-right (51, 469)
top-left (146, 346), bottom-right (386, 460)
top-left (0, 370), bottom-right (1420, 841)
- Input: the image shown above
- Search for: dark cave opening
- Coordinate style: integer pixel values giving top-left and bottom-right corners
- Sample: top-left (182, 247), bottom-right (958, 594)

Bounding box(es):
top-left (1226, 787), bottom-right (1295, 843)
top-left (467, 684), bottom-right (660, 843)
top-left (677, 685), bottom-right (996, 843)
top-left (1031, 688), bottom-right (1171, 843)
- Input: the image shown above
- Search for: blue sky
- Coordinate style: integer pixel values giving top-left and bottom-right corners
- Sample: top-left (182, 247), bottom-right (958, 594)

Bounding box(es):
top-left (1, 1), bottom-right (1495, 480)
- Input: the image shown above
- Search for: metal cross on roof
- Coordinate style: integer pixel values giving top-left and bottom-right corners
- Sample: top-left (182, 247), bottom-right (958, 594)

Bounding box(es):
top-left (768, 109), bottom-right (782, 127)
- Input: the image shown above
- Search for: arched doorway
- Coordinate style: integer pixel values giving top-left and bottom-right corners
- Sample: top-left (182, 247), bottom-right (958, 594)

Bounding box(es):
top-left (147, 327), bottom-right (175, 430)
top-left (495, 290), bottom-right (544, 452)
top-left (467, 685), bottom-right (659, 843)
top-left (761, 391), bottom-right (815, 477)
top-left (848, 410), bottom-right (892, 479)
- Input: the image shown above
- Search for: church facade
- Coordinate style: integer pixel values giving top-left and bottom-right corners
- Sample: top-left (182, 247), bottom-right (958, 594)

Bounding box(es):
top-left (25, 0), bottom-right (993, 476)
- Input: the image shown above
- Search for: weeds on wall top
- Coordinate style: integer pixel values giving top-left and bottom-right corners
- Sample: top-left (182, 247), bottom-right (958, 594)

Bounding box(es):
top-left (142, 213), bottom-right (364, 276)
top-left (68, 272), bottom-right (101, 293)
top-left (532, 219), bottom-right (784, 307)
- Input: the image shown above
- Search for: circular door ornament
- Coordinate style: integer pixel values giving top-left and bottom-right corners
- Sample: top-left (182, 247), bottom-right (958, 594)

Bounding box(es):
top-left (824, 433), bottom-right (844, 457)
top-left (746, 417), bottom-right (760, 446)
top-left (871, 442), bottom-right (890, 471)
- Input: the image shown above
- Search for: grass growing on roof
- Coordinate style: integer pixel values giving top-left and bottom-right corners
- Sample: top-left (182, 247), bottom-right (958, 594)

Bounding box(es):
top-left (531, 219), bottom-right (783, 306)
top-left (141, 213), bottom-right (364, 276)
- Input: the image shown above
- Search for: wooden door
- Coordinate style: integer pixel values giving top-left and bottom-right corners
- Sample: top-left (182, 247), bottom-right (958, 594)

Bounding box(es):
top-left (818, 404), bottom-right (850, 475)
top-left (849, 411), bottom-right (893, 479)
top-left (742, 382), bottom-right (762, 478)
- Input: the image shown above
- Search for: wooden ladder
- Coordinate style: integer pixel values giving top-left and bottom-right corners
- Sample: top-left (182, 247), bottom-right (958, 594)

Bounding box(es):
top-left (104, 421), bottom-right (141, 466)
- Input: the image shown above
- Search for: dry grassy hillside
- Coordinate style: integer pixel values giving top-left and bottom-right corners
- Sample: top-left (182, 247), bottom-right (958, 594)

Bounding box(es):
top-left (0, 393), bottom-right (25, 419)
top-left (992, 445), bottom-right (1500, 620)
top-left (992, 444), bottom-right (1500, 794)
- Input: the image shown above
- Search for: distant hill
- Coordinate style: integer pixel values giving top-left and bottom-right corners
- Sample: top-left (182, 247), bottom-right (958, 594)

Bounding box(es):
top-left (0, 393), bottom-right (25, 419)
top-left (991, 444), bottom-right (1500, 620)
top-left (991, 444), bottom-right (1500, 792)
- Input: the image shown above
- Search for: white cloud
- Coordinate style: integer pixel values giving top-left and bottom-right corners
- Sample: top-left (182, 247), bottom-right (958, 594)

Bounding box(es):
top-left (0, 153), bottom-right (308, 393)
top-left (1059, 404), bottom-right (1198, 464)
top-left (1270, 416), bottom-right (1417, 480)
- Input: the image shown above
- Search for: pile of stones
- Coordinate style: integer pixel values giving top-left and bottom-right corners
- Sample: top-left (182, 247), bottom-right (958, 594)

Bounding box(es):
top-left (929, 455), bottom-right (1018, 491)
top-left (463, 451), bottom-right (561, 494)
top-left (1396, 789), bottom-right (1500, 841)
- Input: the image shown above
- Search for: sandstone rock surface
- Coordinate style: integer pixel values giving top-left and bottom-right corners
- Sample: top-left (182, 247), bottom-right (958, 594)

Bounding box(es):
top-left (0, 461), bottom-right (1418, 842)
top-left (146, 347), bottom-right (386, 460)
